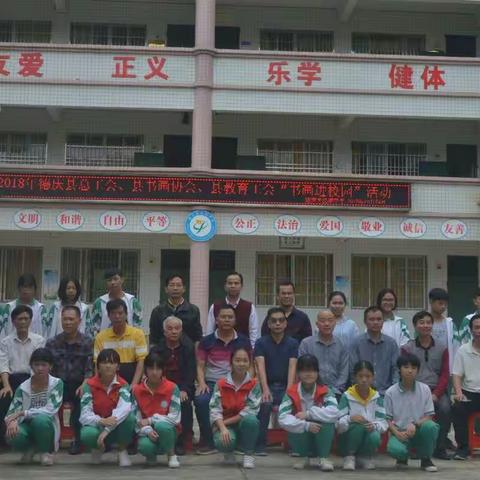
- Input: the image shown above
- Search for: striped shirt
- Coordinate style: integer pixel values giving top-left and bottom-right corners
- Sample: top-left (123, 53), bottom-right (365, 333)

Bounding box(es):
top-left (93, 325), bottom-right (147, 363)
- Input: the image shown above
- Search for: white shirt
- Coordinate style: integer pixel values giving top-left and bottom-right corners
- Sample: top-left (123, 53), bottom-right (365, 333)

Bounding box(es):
top-left (0, 331), bottom-right (46, 374)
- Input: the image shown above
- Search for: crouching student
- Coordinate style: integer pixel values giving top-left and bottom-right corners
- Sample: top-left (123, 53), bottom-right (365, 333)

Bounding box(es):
top-left (4, 348), bottom-right (63, 466)
top-left (209, 347), bottom-right (261, 469)
top-left (278, 354), bottom-right (339, 471)
top-left (384, 353), bottom-right (440, 472)
top-left (79, 348), bottom-right (135, 467)
top-left (337, 361), bottom-right (388, 471)
top-left (132, 351), bottom-right (181, 468)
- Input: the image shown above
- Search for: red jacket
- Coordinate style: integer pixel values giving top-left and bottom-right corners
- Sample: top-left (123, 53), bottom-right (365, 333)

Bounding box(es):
top-left (286, 383), bottom-right (329, 414)
top-left (87, 374), bottom-right (128, 418)
top-left (132, 378), bottom-right (177, 418)
top-left (217, 377), bottom-right (257, 420)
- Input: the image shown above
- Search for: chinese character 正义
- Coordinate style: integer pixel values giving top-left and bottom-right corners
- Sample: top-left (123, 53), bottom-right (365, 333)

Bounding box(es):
top-left (112, 56), bottom-right (136, 78)
top-left (144, 56), bottom-right (169, 80)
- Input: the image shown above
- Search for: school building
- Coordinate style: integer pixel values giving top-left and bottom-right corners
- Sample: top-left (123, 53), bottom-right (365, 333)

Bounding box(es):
top-left (0, 0), bottom-right (479, 329)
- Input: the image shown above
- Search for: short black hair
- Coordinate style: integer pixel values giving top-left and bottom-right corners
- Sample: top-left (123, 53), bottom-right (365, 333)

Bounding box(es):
top-left (266, 306), bottom-right (286, 322)
top-left (144, 350), bottom-right (165, 370)
top-left (297, 354), bottom-right (320, 373)
top-left (230, 346), bottom-right (251, 364)
top-left (469, 313), bottom-right (480, 331)
top-left (97, 348), bottom-right (120, 365)
top-left (30, 347), bottom-right (53, 366)
top-left (61, 305), bottom-right (81, 318)
top-left (106, 298), bottom-right (128, 315)
top-left (216, 304), bottom-right (236, 317)
top-left (165, 274), bottom-right (185, 287)
top-left (58, 276), bottom-right (82, 303)
top-left (397, 352), bottom-right (420, 370)
top-left (412, 310), bottom-right (433, 326)
top-left (17, 273), bottom-right (37, 290)
top-left (104, 267), bottom-right (122, 280)
top-left (353, 360), bottom-right (374, 376)
top-left (225, 271), bottom-right (243, 285)
top-left (363, 306), bottom-right (382, 323)
top-left (328, 291), bottom-right (347, 305)
top-left (276, 279), bottom-right (295, 293)
top-left (11, 305), bottom-right (33, 321)
top-left (429, 288), bottom-right (449, 302)
top-left (376, 288), bottom-right (398, 310)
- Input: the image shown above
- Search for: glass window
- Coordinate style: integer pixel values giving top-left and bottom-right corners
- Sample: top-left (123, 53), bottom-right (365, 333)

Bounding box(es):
top-left (71, 23), bottom-right (146, 46)
top-left (260, 30), bottom-right (333, 52)
top-left (352, 33), bottom-right (425, 55)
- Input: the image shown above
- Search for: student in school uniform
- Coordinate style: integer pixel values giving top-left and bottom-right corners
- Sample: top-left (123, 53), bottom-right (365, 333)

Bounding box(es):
top-left (377, 288), bottom-right (411, 347)
top-left (329, 291), bottom-right (359, 350)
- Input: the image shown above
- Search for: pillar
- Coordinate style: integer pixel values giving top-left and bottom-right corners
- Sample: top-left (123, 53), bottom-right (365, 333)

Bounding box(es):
top-left (189, 239), bottom-right (211, 331)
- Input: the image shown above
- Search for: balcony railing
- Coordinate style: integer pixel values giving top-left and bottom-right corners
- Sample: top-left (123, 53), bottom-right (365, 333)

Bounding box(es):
top-left (0, 144), bottom-right (47, 165)
top-left (259, 150), bottom-right (333, 173)
top-left (65, 145), bottom-right (144, 167)
top-left (352, 153), bottom-right (423, 176)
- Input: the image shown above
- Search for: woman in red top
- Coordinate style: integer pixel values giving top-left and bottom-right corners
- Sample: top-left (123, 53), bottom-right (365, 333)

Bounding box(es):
top-left (209, 347), bottom-right (262, 469)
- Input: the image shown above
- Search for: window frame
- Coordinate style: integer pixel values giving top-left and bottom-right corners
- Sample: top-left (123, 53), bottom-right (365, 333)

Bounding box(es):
top-left (0, 20), bottom-right (51, 43)
top-left (260, 29), bottom-right (334, 52)
top-left (70, 22), bottom-right (146, 46)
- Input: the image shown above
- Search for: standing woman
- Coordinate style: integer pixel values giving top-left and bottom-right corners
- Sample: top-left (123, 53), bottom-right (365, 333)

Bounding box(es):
top-left (44, 276), bottom-right (90, 339)
top-left (4, 348), bottom-right (63, 466)
top-left (329, 291), bottom-right (359, 349)
top-left (377, 288), bottom-right (411, 347)
top-left (337, 361), bottom-right (387, 471)
top-left (209, 347), bottom-right (261, 469)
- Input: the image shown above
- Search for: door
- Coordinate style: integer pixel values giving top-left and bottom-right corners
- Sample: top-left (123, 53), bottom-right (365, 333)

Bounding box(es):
top-left (166, 25), bottom-right (195, 47)
top-left (447, 256), bottom-right (479, 326)
top-left (209, 250), bottom-right (236, 304)
top-left (163, 135), bottom-right (192, 167)
top-left (446, 144), bottom-right (477, 178)
top-left (211, 137), bottom-right (238, 169)
top-left (445, 35), bottom-right (476, 57)
top-left (215, 27), bottom-right (240, 49)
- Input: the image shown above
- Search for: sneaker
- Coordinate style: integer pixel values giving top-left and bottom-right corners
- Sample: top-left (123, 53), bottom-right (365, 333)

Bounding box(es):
top-left (118, 450), bottom-right (132, 467)
top-left (343, 456), bottom-right (356, 471)
top-left (293, 457), bottom-right (310, 469)
top-left (168, 455), bottom-right (180, 468)
top-left (396, 458), bottom-right (408, 470)
top-left (20, 449), bottom-right (34, 464)
top-left (69, 440), bottom-right (82, 455)
top-left (255, 450), bottom-right (268, 456)
top-left (41, 453), bottom-right (54, 466)
top-left (433, 449), bottom-right (452, 460)
top-left (421, 458), bottom-right (438, 472)
top-left (319, 458), bottom-right (334, 472)
top-left (196, 445), bottom-right (217, 455)
top-left (357, 456), bottom-right (375, 470)
top-left (453, 449), bottom-right (468, 460)
top-left (243, 455), bottom-right (255, 469)
top-left (223, 452), bottom-right (236, 465)
top-left (91, 450), bottom-right (103, 464)
top-left (146, 455), bottom-right (157, 466)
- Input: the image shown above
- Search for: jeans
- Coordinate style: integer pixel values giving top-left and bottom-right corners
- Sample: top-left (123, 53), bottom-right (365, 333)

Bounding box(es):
top-left (256, 383), bottom-right (286, 451)
top-left (178, 387), bottom-right (194, 446)
top-left (194, 381), bottom-right (216, 448)
top-left (63, 380), bottom-right (82, 443)
top-left (434, 393), bottom-right (451, 452)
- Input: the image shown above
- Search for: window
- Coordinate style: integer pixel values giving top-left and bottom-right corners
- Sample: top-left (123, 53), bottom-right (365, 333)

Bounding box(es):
top-left (0, 132), bottom-right (47, 165)
top-left (256, 253), bottom-right (333, 306)
top-left (258, 140), bottom-right (333, 173)
top-left (70, 23), bottom-right (146, 46)
top-left (0, 21), bottom-right (51, 43)
top-left (352, 33), bottom-right (425, 55)
top-left (352, 255), bottom-right (426, 309)
top-left (66, 134), bottom-right (142, 147)
top-left (61, 248), bottom-right (140, 302)
top-left (352, 142), bottom-right (426, 176)
top-left (0, 247), bottom-right (43, 301)
top-left (260, 30), bottom-right (333, 52)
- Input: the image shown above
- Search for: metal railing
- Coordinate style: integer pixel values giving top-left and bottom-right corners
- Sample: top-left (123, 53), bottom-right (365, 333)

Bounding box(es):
top-left (352, 153), bottom-right (423, 176)
top-left (0, 144), bottom-right (47, 165)
top-left (65, 144), bottom-right (144, 167)
top-left (259, 149), bottom-right (333, 173)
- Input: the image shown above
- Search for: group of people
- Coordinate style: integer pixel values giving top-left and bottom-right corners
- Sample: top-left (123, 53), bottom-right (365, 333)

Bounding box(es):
top-left (0, 269), bottom-right (480, 472)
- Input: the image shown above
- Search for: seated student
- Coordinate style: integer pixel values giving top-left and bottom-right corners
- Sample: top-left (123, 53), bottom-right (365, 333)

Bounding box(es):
top-left (4, 348), bottom-right (63, 466)
top-left (278, 354), bottom-right (339, 471)
top-left (79, 348), bottom-right (135, 467)
top-left (337, 361), bottom-right (388, 471)
top-left (132, 351), bottom-right (181, 468)
top-left (209, 347), bottom-right (261, 469)
top-left (384, 353), bottom-right (439, 472)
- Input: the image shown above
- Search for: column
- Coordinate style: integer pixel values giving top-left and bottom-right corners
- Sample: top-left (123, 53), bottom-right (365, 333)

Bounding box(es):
top-left (189, 239), bottom-right (211, 330)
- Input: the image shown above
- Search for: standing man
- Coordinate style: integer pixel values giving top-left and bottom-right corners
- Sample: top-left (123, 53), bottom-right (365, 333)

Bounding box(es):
top-left (402, 311), bottom-right (451, 460)
top-left (152, 316), bottom-right (196, 455)
top-left (0, 274), bottom-right (46, 339)
top-left (260, 281), bottom-right (312, 342)
top-left (205, 272), bottom-right (258, 347)
top-left (350, 306), bottom-right (399, 395)
top-left (0, 305), bottom-right (45, 447)
top-left (94, 299), bottom-right (147, 385)
top-left (298, 309), bottom-right (349, 397)
top-left (89, 268), bottom-right (142, 336)
top-left (195, 305), bottom-right (251, 454)
top-left (149, 274), bottom-right (202, 347)
top-left (254, 307), bottom-right (298, 455)
top-left (47, 305), bottom-right (93, 455)
top-left (457, 289), bottom-right (480, 345)
top-left (451, 313), bottom-right (480, 460)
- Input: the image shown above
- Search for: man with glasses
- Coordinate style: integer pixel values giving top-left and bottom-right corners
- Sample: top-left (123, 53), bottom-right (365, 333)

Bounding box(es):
top-left (402, 311), bottom-right (450, 460)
